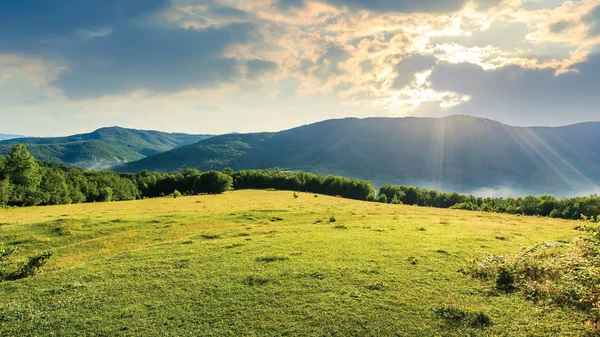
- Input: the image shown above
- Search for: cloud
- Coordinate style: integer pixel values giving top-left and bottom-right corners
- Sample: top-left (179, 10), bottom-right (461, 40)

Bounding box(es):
top-left (51, 23), bottom-right (260, 99)
top-left (277, 0), bottom-right (504, 13)
top-left (0, 0), bottom-right (274, 99)
top-left (549, 20), bottom-right (572, 34)
top-left (393, 54), bottom-right (438, 88)
top-left (0, 0), bottom-right (170, 53)
top-left (246, 59), bottom-right (278, 79)
top-left (428, 54), bottom-right (600, 125)
top-left (584, 5), bottom-right (600, 37)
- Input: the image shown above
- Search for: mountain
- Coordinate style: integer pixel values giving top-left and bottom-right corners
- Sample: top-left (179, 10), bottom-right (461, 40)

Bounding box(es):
top-left (0, 127), bottom-right (212, 169)
top-left (0, 133), bottom-right (24, 141)
top-left (116, 116), bottom-right (600, 196)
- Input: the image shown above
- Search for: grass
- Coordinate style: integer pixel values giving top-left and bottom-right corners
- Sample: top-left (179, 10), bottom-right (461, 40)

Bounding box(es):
top-left (0, 190), bottom-right (589, 336)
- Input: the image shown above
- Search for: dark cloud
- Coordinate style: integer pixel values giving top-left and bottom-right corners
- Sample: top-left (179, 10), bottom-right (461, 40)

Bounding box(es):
top-left (549, 21), bottom-right (571, 34)
top-left (584, 5), bottom-right (600, 37)
top-left (0, 0), bottom-right (169, 52)
top-left (52, 23), bottom-right (257, 99)
top-left (427, 55), bottom-right (600, 125)
top-left (277, 0), bottom-right (305, 11)
top-left (393, 54), bottom-right (437, 88)
top-left (0, 0), bottom-right (273, 99)
top-left (301, 45), bottom-right (349, 84)
top-left (278, 0), bottom-right (502, 13)
top-left (246, 59), bottom-right (278, 79)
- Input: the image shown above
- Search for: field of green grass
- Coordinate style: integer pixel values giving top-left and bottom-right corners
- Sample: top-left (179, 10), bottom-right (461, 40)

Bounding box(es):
top-left (0, 191), bottom-right (588, 336)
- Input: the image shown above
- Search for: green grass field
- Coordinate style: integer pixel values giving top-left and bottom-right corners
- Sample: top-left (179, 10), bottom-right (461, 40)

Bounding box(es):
top-left (0, 191), bottom-right (589, 336)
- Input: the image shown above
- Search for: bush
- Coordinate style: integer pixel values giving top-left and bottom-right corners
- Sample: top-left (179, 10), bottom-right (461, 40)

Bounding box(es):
top-left (377, 194), bottom-right (388, 203)
top-left (173, 189), bottom-right (181, 198)
top-left (460, 217), bottom-right (600, 333)
top-left (366, 193), bottom-right (376, 202)
top-left (0, 246), bottom-right (52, 282)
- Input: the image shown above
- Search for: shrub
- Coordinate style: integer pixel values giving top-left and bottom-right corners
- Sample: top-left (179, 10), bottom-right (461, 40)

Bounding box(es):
top-left (434, 306), bottom-right (492, 329)
top-left (366, 193), bottom-right (376, 202)
top-left (377, 194), bottom-right (388, 203)
top-left (461, 217), bottom-right (600, 333)
top-left (173, 190), bottom-right (181, 198)
top-left (2, 250), bottom-right (52, 281)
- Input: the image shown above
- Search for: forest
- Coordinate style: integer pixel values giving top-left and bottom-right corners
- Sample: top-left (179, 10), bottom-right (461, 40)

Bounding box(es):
top-left (1, 144), bottom-right (600, 221)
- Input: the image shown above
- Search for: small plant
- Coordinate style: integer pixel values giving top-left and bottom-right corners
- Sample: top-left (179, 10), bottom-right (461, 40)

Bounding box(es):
top-left (293, 192), bottom-right (299, 199)
top-left (434, 306), bottom-right (492, 328)
top-left (256, 255), bottom-right (289, 263)
top-left (173, 190), bottom-right (181, 198)
top-left (333, 225), bottom-right (347, 229)
top-left (200, 234), bottom-right (221, 240)
top-left (329, 215), bottom-right (336, 223)
top-left (366, 282), bottom-right (385, 291)
top-left (407, 256), bottom-right (418, 265)
top-left (495, 235), bottom-right (508, 241)
top-left (243, 275), bottom-right (269, 286)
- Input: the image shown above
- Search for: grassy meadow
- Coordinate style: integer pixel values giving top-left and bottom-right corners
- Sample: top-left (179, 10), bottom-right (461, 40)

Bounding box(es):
top-left (0, 190), bottom-right (589, 336)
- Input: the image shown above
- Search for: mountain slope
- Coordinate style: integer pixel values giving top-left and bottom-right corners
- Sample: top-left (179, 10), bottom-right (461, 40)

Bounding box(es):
top-left (0, 127), bottom-right (212, 168)
top-left (0, 133), bottom-right (24, 141)
top-left (117, 116), bottom-right (600, 196)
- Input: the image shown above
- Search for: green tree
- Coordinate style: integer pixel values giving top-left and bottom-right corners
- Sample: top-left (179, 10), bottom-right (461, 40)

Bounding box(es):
top-left (5, 144), bottom-right (42, 205)
top-left (199, 171), bottom-right (233, 194)
top-left (39, 168), bottom-right (71, 205)
top-left (0, 178), bottom-right (11, 206)
top-left (377, 194), bottom-right (388, 203)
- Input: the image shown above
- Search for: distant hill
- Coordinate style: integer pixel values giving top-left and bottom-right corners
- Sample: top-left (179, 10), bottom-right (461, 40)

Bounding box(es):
top-left (0, 127), bottom-right (212, 169)
top-left (0, 133), bottom-right (24, 141)
top-left (116, 116), bottom-right (600, 196)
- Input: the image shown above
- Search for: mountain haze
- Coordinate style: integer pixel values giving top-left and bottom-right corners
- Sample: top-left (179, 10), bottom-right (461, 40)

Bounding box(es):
top-left (117, 116), bottom-right (600, 196)
top-left (0, 127), bottom-right (212, 169)
top-left (0, 133), bottom-right (24, 141)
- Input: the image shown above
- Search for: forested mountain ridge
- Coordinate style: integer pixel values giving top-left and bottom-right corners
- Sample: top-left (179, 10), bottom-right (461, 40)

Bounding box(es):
top-left (117, 116), bottom-right (600, 196)
top-left (0, 127), bottom-right (212, 169)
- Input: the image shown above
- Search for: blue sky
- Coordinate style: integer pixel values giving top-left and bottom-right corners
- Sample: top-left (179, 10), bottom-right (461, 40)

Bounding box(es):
top-left (1, 0), bottom-right (599, 136)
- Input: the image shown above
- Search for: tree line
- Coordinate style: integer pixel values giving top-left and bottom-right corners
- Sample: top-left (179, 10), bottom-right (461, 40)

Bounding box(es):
top-left (378, 184), bottom-right (600, 220)
top-left (2, 144), bottom-right (600, 221)
top-left (0, 144), bottom-right (375, 207)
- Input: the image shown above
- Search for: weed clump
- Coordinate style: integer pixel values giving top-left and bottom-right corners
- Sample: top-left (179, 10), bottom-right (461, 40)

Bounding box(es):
top-left (0, 244), bottom-right (52, 282)
top-left (200, 234), bottom-right (221, 240)
top-left (333, 225), bottom-right (347, 230)
top-left (434, 306), bottom-right (492, 329)
top-left (329, 215), bottom-right (337, 223)
top-left (243, 275), bottom-right (269, 286)
top-left (460, 217), bottom-right (600, 333)
top-left (366, 282), bottom-right (385, 291)
top-left (255, 255), bottom-right (289, 263)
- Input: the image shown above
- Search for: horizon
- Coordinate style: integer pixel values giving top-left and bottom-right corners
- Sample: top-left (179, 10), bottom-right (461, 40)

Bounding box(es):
top-left (4, 114), bottom-right (600, 138)
top-left (1, 1), bottom-right (600, 136)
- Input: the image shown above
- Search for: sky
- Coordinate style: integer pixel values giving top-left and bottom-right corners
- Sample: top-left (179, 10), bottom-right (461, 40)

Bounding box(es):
top-left (1, 0), bottom-right (599, 136)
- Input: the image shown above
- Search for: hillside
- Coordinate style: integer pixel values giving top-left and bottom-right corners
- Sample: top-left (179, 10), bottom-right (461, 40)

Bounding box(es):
top-left (117, 116), bottom-right (600, 196)
top-left (0, 133), bottom-right (24, 141)
top-left (0, 127), bottom-right (212, 168)
top-left (0, 191), bottom-right (588, 336)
